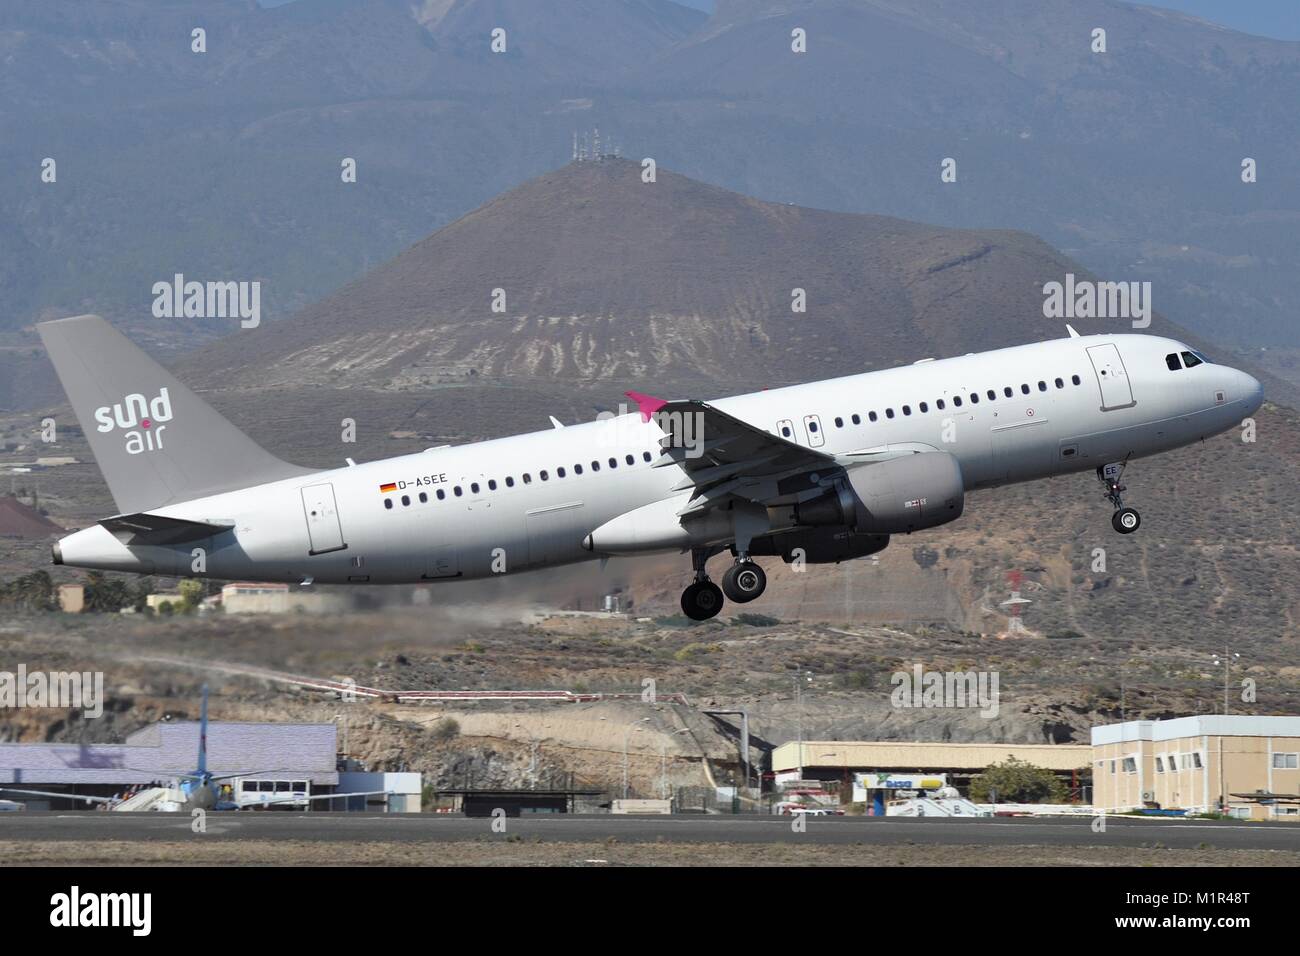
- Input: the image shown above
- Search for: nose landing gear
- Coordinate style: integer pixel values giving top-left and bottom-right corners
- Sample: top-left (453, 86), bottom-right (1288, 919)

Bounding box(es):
top-left (1098, 461), bottom-right (1141, 534)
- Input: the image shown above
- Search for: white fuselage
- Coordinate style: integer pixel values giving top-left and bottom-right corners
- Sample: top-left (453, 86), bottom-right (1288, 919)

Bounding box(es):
top-left (55, 333), bottom-right (1262, 583)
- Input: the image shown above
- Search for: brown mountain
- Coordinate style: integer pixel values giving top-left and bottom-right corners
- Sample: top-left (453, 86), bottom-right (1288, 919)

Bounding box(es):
top-left (186, 157), bottom-right (1236, 398)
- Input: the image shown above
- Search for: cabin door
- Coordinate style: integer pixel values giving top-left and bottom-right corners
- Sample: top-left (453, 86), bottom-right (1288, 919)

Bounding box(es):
top-left (1087, 344), bottom-right (1135, 411)
top-left (300, 483), bottom-right (346, 555)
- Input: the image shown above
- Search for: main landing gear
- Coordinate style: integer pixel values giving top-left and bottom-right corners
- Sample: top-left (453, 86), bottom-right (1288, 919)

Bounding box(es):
top-left (1098, 460), bottom-right (1141, 534)
top-left (680, 546), bottom-right (769, 621)
top-left (722, 560), bottom-right (767, 604)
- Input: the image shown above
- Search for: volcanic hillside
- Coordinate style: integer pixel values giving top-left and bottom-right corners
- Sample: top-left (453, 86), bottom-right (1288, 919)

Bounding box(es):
top-left (186, 157), bottom-right (1224, 398)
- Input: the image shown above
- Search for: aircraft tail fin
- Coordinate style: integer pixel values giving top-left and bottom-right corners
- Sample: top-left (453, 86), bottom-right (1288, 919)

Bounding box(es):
top-left (38, 315), bottom-right (313, 514)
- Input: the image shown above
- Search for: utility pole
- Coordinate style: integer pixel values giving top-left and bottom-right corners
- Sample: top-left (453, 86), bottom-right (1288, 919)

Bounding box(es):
top-left (1213, 645), bottom-right (1239, 715)
top-left (622, 717), bottom-right (649, 799)
top-left (795, 673), bottom-right (803, 780)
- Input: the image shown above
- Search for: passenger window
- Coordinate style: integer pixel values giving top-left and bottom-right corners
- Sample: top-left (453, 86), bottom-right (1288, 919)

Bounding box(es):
top-left (936, 399), bottom-right (945, 410)
top-left (540, 471), bottom-right (548, 481)
top-left (557, 468), bottom-right (566, 478)
top-left (1181, 351), bottom-right (1202, 369)
top-left (418, 492), bottom-right (428, 503)
top-left (987, 390), bottom-right (995, 401)
top-left (1021, 384), bottom-right (1030, 394)
top-left (852, 413), bottom-right (861, 425)
top-left (809, 420), bottom-right (819, 432)
top-left (1004, 386), bottom-right (1013, 397)
top-left (1054, 378), bottom-right (1064, 389)
top-left (969, 393), bottom-right (978, 404)
top-left (522, 474), bottom-right (531, 485)
top-left (643, 451), bottom-right (652, 462)
top-left (919, 402), bottom-right (928, 413)
top-left (902, 405), bottom-right (911, 416)
top-left (1071, 374), bottom-right (1081, 385)
top-left (609, 457), bottom-right (617, 468)
top-left (505, 477), bottom-right (514, 488)
top-left (453, 486), bottom-right (463, 496)
top-left (1165, 353), bottom-right (1181, 371)
top-left (953, 396), bottom-right (962, 407)
top-left (401, 495), bottom-right (410, 506)
top-left (488, 480), bottom-right (497, 491)
top-left (625, 454), bottom-right (634, 465)
top-left (470, 482), bottom-right (479, 493)
top-left (575, 464), bottom-right (583, 474)
top-left (591, 461), bottom-right (600, 471)
top-left (834, 417), bottom-right (844, 428)
top-left (1038, 381), bottom-right (1047, 391)
top-left (437, 488), bottom-right (446, 499)
top-left (781, 425), bottom-right (792, 437)
top-left (885, 408), bottom-right (895, 419)
top-left (384, 499), bottom-right (393, 510)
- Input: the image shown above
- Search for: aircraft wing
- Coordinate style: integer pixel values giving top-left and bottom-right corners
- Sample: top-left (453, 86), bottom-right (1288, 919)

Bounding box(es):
top-left (100, 512), bottom-right (233, 546)
top-left (627, 392), bottom-right (839, 517)
top-left (0, 788), bottom-right (117, 805)
top-left (1231, 791), bottom-right (1300, 804)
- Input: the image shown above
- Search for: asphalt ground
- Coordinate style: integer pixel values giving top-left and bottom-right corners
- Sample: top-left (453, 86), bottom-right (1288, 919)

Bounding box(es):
top-left (2, 811), bottom-right (1297, 851)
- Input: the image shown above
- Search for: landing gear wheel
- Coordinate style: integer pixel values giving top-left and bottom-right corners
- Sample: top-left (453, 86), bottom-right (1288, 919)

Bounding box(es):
top-left (721, 562), bottom-right (767, 603)
top-left (681, 580), bottom-right (724, 621)
top-left (1097, 460), bottom-right (1140, 535)
top-left (1112, 507), bottom-right (1141, 534)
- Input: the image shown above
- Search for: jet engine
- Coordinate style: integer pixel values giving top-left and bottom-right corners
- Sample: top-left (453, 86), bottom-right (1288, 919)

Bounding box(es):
top-left (795, 452), bottom-right (964, 534)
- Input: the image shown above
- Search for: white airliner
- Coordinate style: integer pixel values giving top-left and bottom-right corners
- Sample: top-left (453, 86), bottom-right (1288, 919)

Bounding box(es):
top-left (40, 315), bottom-right (1261, 620)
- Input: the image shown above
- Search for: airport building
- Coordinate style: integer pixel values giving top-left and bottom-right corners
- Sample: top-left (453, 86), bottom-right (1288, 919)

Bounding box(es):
top-left (218, 582), bottom-right (350, 615)
top-left (0, 719), bottom-right (419, 812)
top-left (772, 740), bottom-right (1091, 798)
top-left (1091, 714), bottom-right (1300, 820)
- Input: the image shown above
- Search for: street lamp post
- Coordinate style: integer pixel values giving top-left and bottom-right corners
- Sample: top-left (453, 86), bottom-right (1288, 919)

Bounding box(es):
top-left (623, 717), bottom-right (650, 799)
top-left (1212, 645), bottom-right (1240, 715)
top-left (794, 669), bottom-right (812, 781)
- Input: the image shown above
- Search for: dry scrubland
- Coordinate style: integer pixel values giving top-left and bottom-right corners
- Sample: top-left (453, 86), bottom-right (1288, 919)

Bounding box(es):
top-left (3, 598), bottom-right (1299, 800)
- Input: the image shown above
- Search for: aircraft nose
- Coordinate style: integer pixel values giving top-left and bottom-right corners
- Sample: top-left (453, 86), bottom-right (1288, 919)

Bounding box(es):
top-left (1238, 369), bottom-right (1264, 415)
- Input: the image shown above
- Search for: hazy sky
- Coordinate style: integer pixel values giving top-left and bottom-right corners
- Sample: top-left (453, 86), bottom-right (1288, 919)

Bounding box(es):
top-left (668, 0), bottom-right (1300, 41)
top-left (1137, 0), bottom-right (1300, 40)
top-left (255, 1), bottom-right (1299, 41)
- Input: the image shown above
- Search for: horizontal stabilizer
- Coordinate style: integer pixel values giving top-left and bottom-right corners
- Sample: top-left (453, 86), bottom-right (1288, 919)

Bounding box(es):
top-left (99, 512), bottom-right (233, 546)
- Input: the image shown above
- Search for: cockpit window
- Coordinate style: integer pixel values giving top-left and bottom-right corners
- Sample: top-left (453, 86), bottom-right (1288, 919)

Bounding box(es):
top-left (1181, 351), bottom-right (1203, 369)
top-left (1165, 353), bottom-right (1181, 371)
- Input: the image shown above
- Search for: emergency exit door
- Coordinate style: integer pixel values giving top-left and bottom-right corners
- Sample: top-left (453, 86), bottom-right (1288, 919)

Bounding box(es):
top-left (300, 483), bottom-right (346, 555)
top-left (802, 414), bottom-right (825, 447)
top-left (1087, 343), bottom-right (1136, 411)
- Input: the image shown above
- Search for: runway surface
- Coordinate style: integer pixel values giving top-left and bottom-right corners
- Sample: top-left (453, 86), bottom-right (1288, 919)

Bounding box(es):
top-left (3, 812), bottom-right (1299, 851)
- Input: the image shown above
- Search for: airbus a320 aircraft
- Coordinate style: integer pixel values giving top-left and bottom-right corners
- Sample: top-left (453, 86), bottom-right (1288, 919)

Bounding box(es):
top-left (39, 315), bottom-right (1261, 621)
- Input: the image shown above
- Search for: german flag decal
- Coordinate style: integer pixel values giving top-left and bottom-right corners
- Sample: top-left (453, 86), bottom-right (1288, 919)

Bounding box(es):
top-left (379, 482), bottom-right (397, 493)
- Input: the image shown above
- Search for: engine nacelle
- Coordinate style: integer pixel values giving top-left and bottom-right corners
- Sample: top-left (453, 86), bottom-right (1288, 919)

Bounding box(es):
top-left (796, 452), bottom-right (964, 534)
top-left (748, 528), bottom-right (890, 565)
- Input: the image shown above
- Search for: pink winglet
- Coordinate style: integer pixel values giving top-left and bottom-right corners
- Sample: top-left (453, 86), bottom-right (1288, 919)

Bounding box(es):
top-left (625, 390), bottom-right (668, 423)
